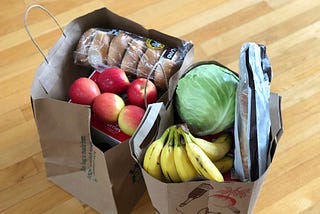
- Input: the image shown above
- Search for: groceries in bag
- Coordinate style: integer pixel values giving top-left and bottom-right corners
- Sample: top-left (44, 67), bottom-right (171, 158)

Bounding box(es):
top-left (74, 28), bottom-right (192, 90)
top-left (233, 42), bottom-right (273, 181)
top-left (143, 124), bottom-right (234, 183)
top-left (142, 44), bottom-right (277, 183)
top-left (143, 61), bottom-right (239, 183)
top-left (70, 27), bottom-right (193, 146)
top-left (175, 62), bottom-right (239, 136)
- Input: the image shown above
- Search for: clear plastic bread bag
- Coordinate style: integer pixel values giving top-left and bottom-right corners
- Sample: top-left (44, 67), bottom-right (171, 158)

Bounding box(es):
top-left (73, 28), bottom-right (192, 90)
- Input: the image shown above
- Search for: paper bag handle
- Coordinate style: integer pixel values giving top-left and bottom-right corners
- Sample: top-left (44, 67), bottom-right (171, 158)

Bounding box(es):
top-left (24, 4), bottom-right (66, 64)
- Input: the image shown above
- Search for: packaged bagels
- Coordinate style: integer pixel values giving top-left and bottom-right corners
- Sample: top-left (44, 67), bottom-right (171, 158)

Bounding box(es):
top-left (74, 28), bottom-right (191, 90)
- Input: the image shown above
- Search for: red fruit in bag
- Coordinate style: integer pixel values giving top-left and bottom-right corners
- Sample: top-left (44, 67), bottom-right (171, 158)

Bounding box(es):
top-left (96, 67), bottom-right (130, 94)
top-left (92, 93), bottom-right (125, 123)
top-left (127, 78), bottom-right (158, 108)
top-left (68, 77), bottom-right (101, 105)
top-left (118, 105), bottom-right (145, 136)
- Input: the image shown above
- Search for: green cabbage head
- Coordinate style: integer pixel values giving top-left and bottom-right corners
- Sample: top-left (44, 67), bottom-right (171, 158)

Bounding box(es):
top-left (175, 63), bottom-right (239, 136)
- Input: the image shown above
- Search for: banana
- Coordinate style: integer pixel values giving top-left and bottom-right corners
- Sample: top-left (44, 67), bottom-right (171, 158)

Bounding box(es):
top-left (173, 129), bottom-right (199, 182)
top-left (190, 133), bottom-right (232, 162)
top-left (213, 156), bottom-right (234, 174)
top-left (181, 129), bottom-right (224, 182)
top-left (160, 127), bottom-right (181, 182)
top-left (143, 126), bottom-right (171, 181)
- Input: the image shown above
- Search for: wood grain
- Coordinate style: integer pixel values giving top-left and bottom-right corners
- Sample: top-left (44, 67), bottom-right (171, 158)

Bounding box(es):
top-left (0, 0), bottom-right (319, 213)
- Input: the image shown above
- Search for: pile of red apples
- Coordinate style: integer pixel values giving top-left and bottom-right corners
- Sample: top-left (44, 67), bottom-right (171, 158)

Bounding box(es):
top-left (68, 67), bottom-right (158, 136)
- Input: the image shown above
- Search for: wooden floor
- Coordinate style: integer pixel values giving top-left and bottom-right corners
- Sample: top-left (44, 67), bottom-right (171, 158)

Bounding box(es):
top-left (1, 0), bottom-right (319, 213)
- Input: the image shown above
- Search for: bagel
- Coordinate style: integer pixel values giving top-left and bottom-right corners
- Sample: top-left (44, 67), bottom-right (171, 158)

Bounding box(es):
top-left (154, 48), bottom-right (181, 90)
top-left (74, 28), bottom-right (97, 66)
top-left (120, 37), bottom-right (147, 78)
top-left (87, 31), bottom-right (113, 67)
top-left (137, 47), bottom-right (164, 81)
top-left (107, 32), bottom-right (132, 67)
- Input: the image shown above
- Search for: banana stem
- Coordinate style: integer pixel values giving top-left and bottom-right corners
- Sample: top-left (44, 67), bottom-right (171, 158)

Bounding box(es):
top-left (177, 126), bottom-right (191, 145)
top-left (173, 127), bottom-right (185, 147)
top-left (158, 125), bottom-right (174, 144)
top-left (166, 126), bottom-right (175, 147)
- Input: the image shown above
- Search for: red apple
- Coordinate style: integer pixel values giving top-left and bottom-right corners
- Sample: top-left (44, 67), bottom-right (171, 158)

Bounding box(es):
top-left (92, 93), bottom-right (125, 123)
top-left (118, 105), bottom-right (146, 136)
top-left (96, 67), bottom-right (130, 94)
top-left (127, 78), bottom-right (158, 108)
top-left (68, 77), bottom-right (101, 105)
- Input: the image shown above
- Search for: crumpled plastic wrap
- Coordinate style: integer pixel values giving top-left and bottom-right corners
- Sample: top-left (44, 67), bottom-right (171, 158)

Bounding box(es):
top-left (234, 42), bottom-right (272, 182)
top-left (74, 28), bottom-right (192, 90)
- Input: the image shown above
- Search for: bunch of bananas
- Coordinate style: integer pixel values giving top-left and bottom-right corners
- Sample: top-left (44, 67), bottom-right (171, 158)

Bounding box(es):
top-left (143, 124), bottom-right (234, 183)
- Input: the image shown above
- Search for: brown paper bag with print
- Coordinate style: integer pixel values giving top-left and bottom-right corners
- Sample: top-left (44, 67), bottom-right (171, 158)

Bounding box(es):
top-left (28, 5), bottom-right (193, 214)
top-left (130, 91), bottom-right (282, 213)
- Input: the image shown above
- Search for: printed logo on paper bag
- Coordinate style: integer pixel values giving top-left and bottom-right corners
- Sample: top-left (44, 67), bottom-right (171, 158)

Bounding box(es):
top-left (80, 136), bottom-right (97, 182)
top-left (176, 183), bottom-right (250, 214)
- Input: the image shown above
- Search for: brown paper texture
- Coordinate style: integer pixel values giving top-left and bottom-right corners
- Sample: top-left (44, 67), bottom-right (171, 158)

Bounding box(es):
top-left (30, 7), bottom-right (193, 214)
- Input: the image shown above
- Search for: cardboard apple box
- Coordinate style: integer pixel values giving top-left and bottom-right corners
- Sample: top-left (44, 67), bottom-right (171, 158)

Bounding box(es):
top-left (88, 70), bottom-right (132, 145)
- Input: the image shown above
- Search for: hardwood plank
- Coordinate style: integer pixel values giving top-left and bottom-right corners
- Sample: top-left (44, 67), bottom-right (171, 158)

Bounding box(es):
top-left (0, 156), bottom-right (38, 192)
top-left (0, 68), bottom-right (35, 99)
top-left (265, 0), bottom-right (295, 9)
top-left (0, 1), bottom-right (319, 213)
top-left (255, 155), bottom-right (320, 212)
top-left (0, 171), bottom-right (53, 211)
top-left (201, 0), bottom-right (319, 57)
top-left (0, 120), bottom-right (40, 169)
top-left (131, 192), bottom-right (154, 214)
top-left (0, 0), bottom-right (95, 36)
top-left (258, 177), bottom-right (320, 213)
top-left (0, 1), bottom-right (104, 52)
top-left (161, 0), bottom-right (261, 38)
top-left (0, 29), bottom-right (62, 70)
top-left (0, 55), bottom-right (40, 88)
top-left (20, 103), bottom-right (34, 122)
top-left (277, 61), bottom-right (320, 110)
top-left (0, 185), bottom-right (72, 214)
top-left (214, 5), bottom-right (320, 69)
top-left (278, 91), bottom-right (320, 153)
top-left (0, 109), bottom-right (26, 133)
top-left (0, 87), bottom-right (33, 116)
top-left (41, 198), bottom-right (86, 214)
top-left (126, 0), bottom-right (226, 30)
top-left (226, 17), bottom-right (320, 72)
top-left (31, 152), bottom-right (46, 172)
top-left (183, 1), bottom-right (273, 62)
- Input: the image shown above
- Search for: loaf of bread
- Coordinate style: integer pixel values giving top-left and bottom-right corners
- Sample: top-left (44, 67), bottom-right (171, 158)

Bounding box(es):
top-left (74, 28), bottom-right (189, 89)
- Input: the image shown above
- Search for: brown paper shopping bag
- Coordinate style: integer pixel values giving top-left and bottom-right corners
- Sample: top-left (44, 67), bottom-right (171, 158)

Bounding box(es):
top-left (27, 5), bottom-right (193, 214)
top-left (130, 62), bottom-right (283, 213)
